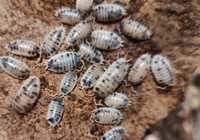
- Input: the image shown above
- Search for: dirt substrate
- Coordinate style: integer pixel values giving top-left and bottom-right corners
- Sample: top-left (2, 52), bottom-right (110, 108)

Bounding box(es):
top-left (0, 0), bottom-right (200, 140)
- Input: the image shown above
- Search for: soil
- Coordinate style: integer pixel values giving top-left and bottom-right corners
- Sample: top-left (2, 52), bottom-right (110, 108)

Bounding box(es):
top-left (0, 0), bottom-right (200, 140)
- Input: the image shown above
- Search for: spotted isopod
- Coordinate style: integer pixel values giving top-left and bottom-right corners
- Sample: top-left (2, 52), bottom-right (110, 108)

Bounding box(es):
top-left (93, 58), bottom-right (129, 98)
top-left (91, 107), bottom-right (123, 125)
top-left (6, 40), bottom-right (39, 58)
top-left (59, 71), bottom-right (78, 96)
top-left (121, 19), bottom-right (153, 40)
top-left (80, 64), bottom-right (104, 89)
top-left (91, 30), bottom-right (124, 50)
top-left (66, 19), bottom-right (92, 47)
top-left (47, 96), bottom-right (64, 127)
top-left (41, 26), bottom-right (65, 58)
top-left (0, 56), bottom-right (30, 79)
top-left (46, 52), bottom-right (81, 73)
top-left (151, 55), bottom-right (175, 88)
top-left (101, 127), bottom-right (125, 140)
top-left (76, 0), bottom-right (93, 12)
top-left (128, 54), bottom-right (151, 85)
top-left (79, 41), bottom-right (104, 63)
top-left (11, 76), bottom-right (41, 114)
top-left (104, 92), bottom-right (129, 109)
top-left (93, 3), bottom-right (127, 22)
top-left (55, 7), bottom-right (82, 25)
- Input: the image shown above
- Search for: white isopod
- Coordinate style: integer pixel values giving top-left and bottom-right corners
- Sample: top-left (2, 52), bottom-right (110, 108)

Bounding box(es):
top-left (47, 96), bottom-right (64, 127)
top-left (46, 52), bottom-right (81, 73)
top-left (128, 54), bottom-right (151, 85)
top-left (55, 7), bottom-right (82, 25)
top-left (66, 19), bottom-right (92, 47)
top-left (0, 56), bottom-right (30, 79)
top-left (104, 92), bottom-right (129, 109)
top-left (93, 4), bottom-right (127, 22)
top-left (101, 127), bottom-right (125, 140)
top-left (41, 26), bottom-right (65, 57)
top-left (80, 64), bottom-right (104, 89)
top-left (121, 19), bottom-right (153, 40)
top-left (59, 72), bottom-right (78, 96)
top-left (11, 76), bottom-right (41, 114)
top-left (76, 0), bottom-right (93, 12)
top-left (93, 58), bottom-right (129, 98)
top-left (91, 30), bottom-right (124, 50)
top-left (151, 55), bottom-right (175, 88)
top-left (6, 40), bottom-right (39, 57)
top-left (79, 41), bottom-right (104, 63)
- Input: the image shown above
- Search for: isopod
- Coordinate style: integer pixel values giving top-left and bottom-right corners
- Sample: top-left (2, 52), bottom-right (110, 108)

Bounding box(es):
top-left (76, 0), bottom-right (93, 12)
top-left (93, 58), bottom-right (129, 98)
top-left (55, 7), bottom-right (82, 25)
top-left (46, 52), bottom-right (81, 73)
top-left (151, 55), bottom-right (175, 88)
top-left (104, 92), bottom-right (129, 109)
top-left (11, 76), bottom-right (41, 114)
top-left (41, 26), bottom-right (65, 57)
top-left (6, 40), bottom-right (39, 57)
top-left (91, 30), bottom-right (124, 50)
top-left (93, 4), bottom-right (127, 22)
top-left (47, 96), bottom-right (64, 127)
top-left (128, 54), bottom-right (151, 85)
top-left (80, 64), bottom-right (104, 89)
top-left (0, 56), bottom-right (30, 79)
top-left (59, 71), bottom-right (78, 96)
top-left (79, 41), bottom-right (104, 63)
top-left (66, 19), bottom-right (92, 47)
top-left (101, 127), bottom-right (125, 140)
top-left (121, 19), bottom-right (153, 40)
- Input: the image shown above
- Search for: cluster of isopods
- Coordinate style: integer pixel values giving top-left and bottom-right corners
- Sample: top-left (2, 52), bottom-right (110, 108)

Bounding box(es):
top-left (0, 0), bottom-right (176, 139)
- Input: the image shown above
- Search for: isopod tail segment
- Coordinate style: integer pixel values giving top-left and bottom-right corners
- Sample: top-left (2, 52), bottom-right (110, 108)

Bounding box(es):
top-left (113, 0), bottom-right (129, 16)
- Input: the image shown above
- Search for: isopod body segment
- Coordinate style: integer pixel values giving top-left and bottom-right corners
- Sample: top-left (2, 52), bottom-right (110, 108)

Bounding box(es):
top-left (151, 55), bottom-right (175, 88)
top-left (55, 7), bottom-right (82, 25)
top-left (91, 30), bottom-right (124, 50)
top-left (0, 56), bottom-right (30, 79)
top-left (76, 0), bottom-right (93, 12)
top-left (90, 107), bottom-right (123, 125)
top-left (80, 64), bottom-right (104, 89)
top-left (93, 4), bottom-right (127, 22)
top-left (6, 40), bottom-right (39, 57)
top-left (46, 52), bottom-right (81, 73)
top-left (11, 76), bottom-right (41, 114)
top-left (101, 127), bottom-right (125, 140)
top-left (128, 54), bottom-right (151, 85)
top-left (93, 58), bottom-right (129, 98)
top-left (47, 96), bottom-right (64, 127)
top-left (59, 72), bottom-right (78, 96)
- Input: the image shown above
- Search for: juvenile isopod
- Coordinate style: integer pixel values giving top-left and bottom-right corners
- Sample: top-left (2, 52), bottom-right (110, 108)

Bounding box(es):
top-left (55, 7), bottom-right (82, 25)
top-left (46, 52), bottom-right (81, 73)
top-left (91, 30), bottom-right (124, 50)
top-left (93, 4), bottom-right (127, 22)
top-left (10, 76), bottom-right (41, 114)
top-left (121, 19), bottom-right (153, 40)
top-left (101, 127), bottom-right (125, 140)
top-left (151, 55), bottom-right (175, 88)
top-left (79, 41), bottom-right (104, 63)
top-left (47, 96), bottom-right (64, 127)
top-left (41, 26), bottom-right (65, 57)
top-left (93, 58), bottom-right (129, 98)
top-left (90, 107), bottom-right (123, 125)
top-left (59, 71), bottom-right (78, 96)
top-left (0, 56), bottom-right (30, 79)
top-left (76, 0), bottom-right (93, 12)
top-left (80, 64), bottom-right (104, 89)
top-left (66, 19), bottom-right (92, 47)
top-left (6, 40), bottom-right (39, 58)
top-left (128, 54), bottom-right (151, 85)
top-left (104, 92), bottom-right (129, 109)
